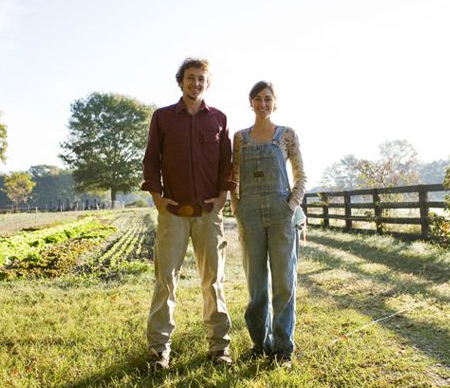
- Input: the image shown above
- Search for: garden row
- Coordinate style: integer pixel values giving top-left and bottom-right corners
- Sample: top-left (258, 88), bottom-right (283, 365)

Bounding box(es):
top-left (0, 209), bottom-right (156, 280)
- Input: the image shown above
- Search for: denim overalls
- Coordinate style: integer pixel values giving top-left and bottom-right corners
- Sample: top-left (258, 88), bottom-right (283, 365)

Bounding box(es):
top-left (234, 126), bottom-right (298, 357)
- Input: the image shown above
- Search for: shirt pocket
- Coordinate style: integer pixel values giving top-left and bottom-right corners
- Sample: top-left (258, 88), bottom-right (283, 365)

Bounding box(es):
top-left (201, 129), bottom-right (220, 160)
top-left (201, 130), bottom-right (220, 143)
top-left (163, 127), bottom-right (188, 159)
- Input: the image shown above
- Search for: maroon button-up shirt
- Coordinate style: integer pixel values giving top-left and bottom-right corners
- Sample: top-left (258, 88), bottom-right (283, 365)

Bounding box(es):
top-left (141, 98), bottom-right (235, 217)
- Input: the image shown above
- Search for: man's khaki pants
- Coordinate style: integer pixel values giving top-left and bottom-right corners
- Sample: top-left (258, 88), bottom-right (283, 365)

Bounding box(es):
top-left (147, 207), bottom-right (231, 356)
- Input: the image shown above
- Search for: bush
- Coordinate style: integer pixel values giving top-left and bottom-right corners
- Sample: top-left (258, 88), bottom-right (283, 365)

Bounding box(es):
top-left (429, 213), bottom-right (450, 246)
top-left (429, 165), bottom-right (450, 246)
top-left (444, 165), bottom-right (450, 205)
top-left (125, 199), bottom-right (148, 208)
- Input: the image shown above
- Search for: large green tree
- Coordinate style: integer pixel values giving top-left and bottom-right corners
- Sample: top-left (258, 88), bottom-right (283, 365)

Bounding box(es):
top-left (0, 111), bottom-right (7, 164)
top-left (60, 93), bottom-right (156, 202)
top-left (2, 172), bottom-right (36, 206)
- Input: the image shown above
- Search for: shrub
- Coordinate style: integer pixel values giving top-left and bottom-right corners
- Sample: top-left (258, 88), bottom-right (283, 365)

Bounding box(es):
top-left (429, 165), bottom-right (450, 246)
top-left (125, 199), bottom-right (148, 208)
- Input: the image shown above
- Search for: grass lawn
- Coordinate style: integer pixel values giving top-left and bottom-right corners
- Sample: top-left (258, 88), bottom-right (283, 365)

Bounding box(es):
top-left (1, 212), bottom-right (449, 387)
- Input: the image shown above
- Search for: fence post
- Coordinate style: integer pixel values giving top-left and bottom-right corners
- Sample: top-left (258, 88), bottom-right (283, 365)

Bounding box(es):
top-left (418, 185), bottom-right (429, 239)
top-left (373, 189), bottom-right (382, 234)
top-left (344, 191), bottom-right (352, 231)
top-left (301, 196), bottom-right (307, 220)
top-left (321, 193), bottom-right (329, 228)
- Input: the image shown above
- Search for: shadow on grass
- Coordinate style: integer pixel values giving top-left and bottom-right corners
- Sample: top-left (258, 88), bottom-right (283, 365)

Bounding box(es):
top-left (58, 349), bottom-right (269, 388)
top-left (309, 233), bottom-right (450, 284)
top-left (301, 237), bottom-right (450, 368)
top-left (305, 236), bottom-right (450, 306)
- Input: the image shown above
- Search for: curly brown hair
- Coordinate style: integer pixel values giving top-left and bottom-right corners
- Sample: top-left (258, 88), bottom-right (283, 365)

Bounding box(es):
top-left (175, 58), bottom-right (211, 89)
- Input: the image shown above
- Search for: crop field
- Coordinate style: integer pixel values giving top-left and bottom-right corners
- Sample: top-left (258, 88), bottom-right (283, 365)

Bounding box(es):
top-left (1, 210), bottom-right (450, 387)
top-left (0, 209), bottom-right (155, 280)
top-left (75, 209), bottom-right (156, 280)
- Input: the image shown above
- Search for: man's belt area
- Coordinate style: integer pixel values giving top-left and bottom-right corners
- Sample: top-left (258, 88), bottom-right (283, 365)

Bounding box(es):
top-left (166, 202), bottom-right (214, 217)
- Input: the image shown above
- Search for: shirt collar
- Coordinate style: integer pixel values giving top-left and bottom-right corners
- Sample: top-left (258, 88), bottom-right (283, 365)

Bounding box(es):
top-left (175, 97), bottom-right (210, 114)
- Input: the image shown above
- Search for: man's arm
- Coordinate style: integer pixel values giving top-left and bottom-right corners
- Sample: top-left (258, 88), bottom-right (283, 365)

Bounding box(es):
top-left (142, 111), bottom-right (179, 211)
top-left (151, 192), bottom-right (178, 212)
top-left (141, 111), bottom-right (163, 194)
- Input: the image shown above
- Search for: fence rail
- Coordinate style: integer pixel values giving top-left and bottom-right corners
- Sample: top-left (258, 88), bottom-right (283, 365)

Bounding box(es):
top-left (302, 184), bottom-right (448, 241)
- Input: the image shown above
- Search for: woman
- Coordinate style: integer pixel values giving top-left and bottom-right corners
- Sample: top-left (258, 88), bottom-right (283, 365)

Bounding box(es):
top-left (231, 81), bottom-right (306, 366)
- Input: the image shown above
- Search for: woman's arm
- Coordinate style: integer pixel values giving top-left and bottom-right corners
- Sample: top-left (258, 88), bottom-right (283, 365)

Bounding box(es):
top-left (230, 131), bottom-right (242, 213)
top-left (285, 128), bottom-right (307, 211)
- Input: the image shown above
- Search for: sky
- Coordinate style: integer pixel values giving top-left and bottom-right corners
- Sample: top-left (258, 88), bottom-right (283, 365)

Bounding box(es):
top-left (1, 0), bottom-right (449, 189)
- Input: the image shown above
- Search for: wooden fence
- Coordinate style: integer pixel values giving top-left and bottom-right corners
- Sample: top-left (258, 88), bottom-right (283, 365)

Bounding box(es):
top-left (302, 184), bottom-right (448, 241)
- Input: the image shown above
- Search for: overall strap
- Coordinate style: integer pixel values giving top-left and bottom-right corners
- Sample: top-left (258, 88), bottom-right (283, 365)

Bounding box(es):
top-left (241, 127), bottom-right (252, 145)
top-left (272, 126), bottom-right (285, 142)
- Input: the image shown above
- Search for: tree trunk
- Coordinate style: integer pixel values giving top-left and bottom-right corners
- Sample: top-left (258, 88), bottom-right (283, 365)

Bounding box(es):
top-left (111, 188), bottom-right (117, 203)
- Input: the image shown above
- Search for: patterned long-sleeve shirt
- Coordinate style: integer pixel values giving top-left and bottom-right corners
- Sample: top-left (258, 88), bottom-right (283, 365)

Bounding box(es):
top-left (231, 126), bottom-right (307, 211)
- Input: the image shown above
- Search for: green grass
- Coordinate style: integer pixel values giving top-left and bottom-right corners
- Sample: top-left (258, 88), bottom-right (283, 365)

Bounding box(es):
top-left (1, 214), bottom-right (449, 387)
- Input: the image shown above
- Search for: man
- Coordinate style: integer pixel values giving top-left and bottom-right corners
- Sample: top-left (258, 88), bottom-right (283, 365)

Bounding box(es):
top-left (141, 58), bottom-right (235, 369)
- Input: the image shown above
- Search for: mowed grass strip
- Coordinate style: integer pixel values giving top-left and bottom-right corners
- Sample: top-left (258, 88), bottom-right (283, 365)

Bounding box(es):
top-left (0, 217), bottom-right (449, 387)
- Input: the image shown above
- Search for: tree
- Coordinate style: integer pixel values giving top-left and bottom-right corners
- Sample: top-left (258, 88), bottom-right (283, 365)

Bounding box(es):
top-left (358, 140), bottom-right (419, 188)
top-left (29, 164), bottom-right (61, 177)
top-left (0, 175), bottom-right (9, 207)
top-left (319, 139), bottom-right (420, 190)
top-left (0, 111), bottom-right (7, 164)
top-left (19, 165), bottom-right (109, 209)
top-left (379, 139), bottom-right (420, 185)
top-left (2, 172), bottom-right (36, 207)
top-left (28, 165), bottom-right (78, 208)
top-left (444, 165), bottom-right (450, 192)
top-left (418, 159), bottom-right (450, 184)
top-left (320, 154), bottom-right (361, 190)
top-left (59, 93), bottom-right (156, 202)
